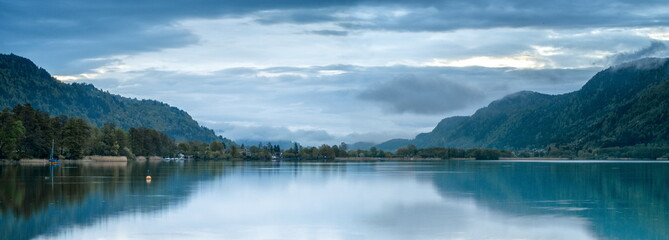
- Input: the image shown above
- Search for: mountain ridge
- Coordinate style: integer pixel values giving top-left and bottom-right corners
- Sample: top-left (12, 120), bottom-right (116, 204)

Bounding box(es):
top-left (375, 58), bottom-right (669, 153)
top-left (0, 53), bottom-right (227, 143)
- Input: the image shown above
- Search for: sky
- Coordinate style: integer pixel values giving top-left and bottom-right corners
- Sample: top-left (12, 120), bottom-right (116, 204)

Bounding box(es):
top-left (2, 0), bottom-right (669, 146)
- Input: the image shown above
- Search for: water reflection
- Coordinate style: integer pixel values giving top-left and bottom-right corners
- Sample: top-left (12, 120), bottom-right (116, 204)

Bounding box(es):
top-left (2, 161), bottom-right (669, 239)
top-left (0, 161), bottom-right (228, 240)
top-left (428, 160), bottom-right (669, 240)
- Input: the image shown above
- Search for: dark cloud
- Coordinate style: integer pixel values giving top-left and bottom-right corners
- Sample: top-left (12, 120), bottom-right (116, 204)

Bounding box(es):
top-left (358, 76), bottom-right (485, 114)
top-left (0, 0), bottom-right (356, 61)
top-left (341, 2), bottom-right (669, 31)
top-left (307, 30), bottom-right (349, 36)
top-left (0, 0), bottom-right (350, 73)
top-left (607, 41), bottom-right (669, 65)
top-left (255, 9), bottom-right (341, 25)
top-left (245, 1), bottom-right (669, 31)
top-left (1, 16), bottom-right (198, 74)
top-left (3, 0), bottom-right (668, 73)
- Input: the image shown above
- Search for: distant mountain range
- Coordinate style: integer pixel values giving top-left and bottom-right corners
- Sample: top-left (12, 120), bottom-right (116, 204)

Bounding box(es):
top-left (371, 58), bottom-right (669, 152)
top-left (347, 142), bottom-right (376, 151)
top-left (0, 53), bottom-right (227, 143)
top-left (235, 139), bottom-right (299, 150)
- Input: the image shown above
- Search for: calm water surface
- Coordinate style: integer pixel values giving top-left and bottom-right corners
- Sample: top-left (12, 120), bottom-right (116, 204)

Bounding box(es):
top-left (2, 160), bottom-right (669, 240)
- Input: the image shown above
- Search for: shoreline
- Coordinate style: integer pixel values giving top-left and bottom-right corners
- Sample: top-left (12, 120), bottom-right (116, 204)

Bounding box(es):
top-left (3, 156), bottom-right (668, 164)
top-left (333, 157), bottom-right (441, 161)
top-left (0, 157), bottom-right (669, 165)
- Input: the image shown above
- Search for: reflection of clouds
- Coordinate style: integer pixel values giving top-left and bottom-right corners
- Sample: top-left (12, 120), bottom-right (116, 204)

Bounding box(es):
top-left (37, 173), bottom-right (595, 240)
top-left (370, 203), bottom-right (595, 240)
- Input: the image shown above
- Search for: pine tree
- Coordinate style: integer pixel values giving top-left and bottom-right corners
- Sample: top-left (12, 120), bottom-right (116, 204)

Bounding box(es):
top-left (62, 118), bottom-right (91, 159)
top-left (0, 110), bottom-right (25, 159)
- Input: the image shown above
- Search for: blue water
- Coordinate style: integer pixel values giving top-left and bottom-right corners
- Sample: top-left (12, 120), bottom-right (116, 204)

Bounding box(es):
top-left (2, 160), bottom-right (669, 239)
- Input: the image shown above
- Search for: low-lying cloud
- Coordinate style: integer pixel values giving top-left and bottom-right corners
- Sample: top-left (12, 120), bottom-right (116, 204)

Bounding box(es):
top-left (607, 41), bottom-right (669, 66)
top-left (213, 124), bottom-right (335, 145)
top-left (359, 76), bottom-right (485, 115)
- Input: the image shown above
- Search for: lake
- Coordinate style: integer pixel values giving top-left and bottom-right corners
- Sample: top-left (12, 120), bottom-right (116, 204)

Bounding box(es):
top-left (2, 160), bottom-right (669, 240)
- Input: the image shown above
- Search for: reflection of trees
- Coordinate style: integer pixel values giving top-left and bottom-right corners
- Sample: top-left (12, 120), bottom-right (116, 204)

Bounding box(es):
top-left (427, 161), bottom-right (669, 240)
top-left (0, 163), bottom-right (127, 219)
top-left (0, 161), bottom-right (230, 240)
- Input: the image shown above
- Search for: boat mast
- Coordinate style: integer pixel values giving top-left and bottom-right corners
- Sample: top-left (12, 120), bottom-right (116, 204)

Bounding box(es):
top-left (50, 139), bottom-right (54, 159)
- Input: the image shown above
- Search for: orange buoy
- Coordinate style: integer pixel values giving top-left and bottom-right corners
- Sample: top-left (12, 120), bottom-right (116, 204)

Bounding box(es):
top-left (146, 169), bottom-right (152, 183)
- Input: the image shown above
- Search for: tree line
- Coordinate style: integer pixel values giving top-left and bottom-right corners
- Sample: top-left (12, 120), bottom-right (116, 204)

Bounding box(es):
top-left (176, 141), bottom-right (514, 161)
top-left (0, 104), bottom-right (176, 160)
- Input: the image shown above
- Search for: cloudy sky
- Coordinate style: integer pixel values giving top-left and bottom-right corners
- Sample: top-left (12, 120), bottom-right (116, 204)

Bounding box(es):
top-left (2, 0), bottom-right (669, 146)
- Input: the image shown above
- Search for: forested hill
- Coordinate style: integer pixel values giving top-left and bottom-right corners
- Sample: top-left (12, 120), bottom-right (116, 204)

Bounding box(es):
top-left (382, 58), bottom-right (669, 155)
top-left (0, 53), bottom-right (223, 143)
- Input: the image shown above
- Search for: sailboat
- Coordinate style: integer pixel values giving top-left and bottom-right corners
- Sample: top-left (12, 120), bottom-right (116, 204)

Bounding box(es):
top-left (49, 139), bottom-right (59, 165)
